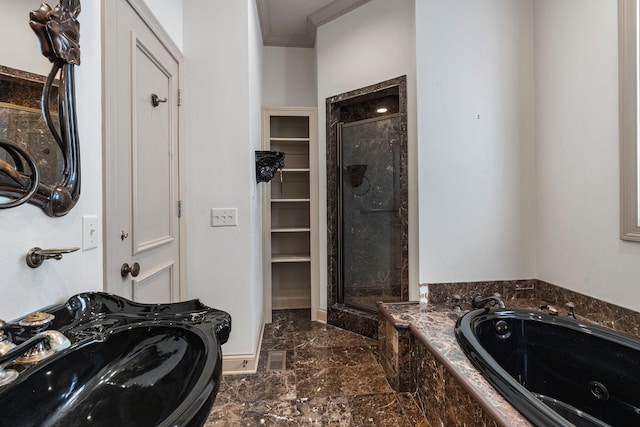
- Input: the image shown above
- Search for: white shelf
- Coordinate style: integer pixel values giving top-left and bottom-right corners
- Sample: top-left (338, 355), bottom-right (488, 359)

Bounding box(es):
top-left (271, 198), bottom-right (310, 203)
top-left (272, 254), bottom-right (312, 263)
top-left (272, 227), bottom-right (311, 233)
top-left (270, 137), bottom-right (310, 143)
top-left (280, 168), bottom-right (310, 173)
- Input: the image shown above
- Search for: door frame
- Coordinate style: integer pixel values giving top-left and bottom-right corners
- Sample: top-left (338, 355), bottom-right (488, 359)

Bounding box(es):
top-left (102, 0), bottom-right (187, 300)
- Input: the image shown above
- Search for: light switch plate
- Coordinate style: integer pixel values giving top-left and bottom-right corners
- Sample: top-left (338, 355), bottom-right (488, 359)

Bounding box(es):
top-left (211, 208), bottom-right (238, 227)
top-left (82, 215), bottom-right (99, 250)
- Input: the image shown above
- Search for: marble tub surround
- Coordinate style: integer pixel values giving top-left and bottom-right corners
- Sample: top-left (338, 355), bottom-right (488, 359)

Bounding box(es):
top-left (205, 309), bottom-right (428, 426)
top-left (425, 279), bottom-right (640, 339)
top-left (378, 302), bottom-right (532, 427)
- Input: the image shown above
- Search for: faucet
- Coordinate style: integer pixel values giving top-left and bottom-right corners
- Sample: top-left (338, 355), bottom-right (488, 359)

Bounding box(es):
top-left (565, 302), bottom-right (577, 319)
top-left (0, 329), bottom-right (70, 386)
top-left (452, 294), bottom-right (463, 312)
top-left (472, 293), bottom-right (506, 309)
top-left (0, 320), bottom-right (16, 355)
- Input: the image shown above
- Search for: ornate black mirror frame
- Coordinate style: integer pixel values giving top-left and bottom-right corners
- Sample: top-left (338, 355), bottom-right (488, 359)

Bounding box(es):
top-left (0, 0), bottom-right (81, 217)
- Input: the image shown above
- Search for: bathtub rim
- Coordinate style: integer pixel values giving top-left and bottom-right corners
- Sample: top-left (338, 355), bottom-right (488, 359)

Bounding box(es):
top-left (453, 307), bottom-right (616, 427)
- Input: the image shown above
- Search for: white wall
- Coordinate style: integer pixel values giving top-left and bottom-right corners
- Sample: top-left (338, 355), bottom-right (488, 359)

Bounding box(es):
top-left (415, 0), bottom-right (536, 284)
top-left (248, 0), bottom-right (265, 351)
top-left (0, 1), bottom-right (103, 319)
top-left (316, 0), bottom-right (418, 306)
top-left (144, 0), bottom-right (183, 50)
top-left (0, 0), bottom-right (51, 75)
top-left (183, 0), bottom-right (263, 356)
top-left (534, 0), bottom-right (640, 311)
top-left (263, 46), bottom-right (317, 107)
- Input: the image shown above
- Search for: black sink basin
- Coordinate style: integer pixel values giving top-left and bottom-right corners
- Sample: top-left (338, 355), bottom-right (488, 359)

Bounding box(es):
top-left (0, 293), bottom-right (231, 427)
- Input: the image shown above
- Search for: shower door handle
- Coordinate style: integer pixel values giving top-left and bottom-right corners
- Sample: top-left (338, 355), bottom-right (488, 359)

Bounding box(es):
top-left (360, 208), bottom-right (397, 214)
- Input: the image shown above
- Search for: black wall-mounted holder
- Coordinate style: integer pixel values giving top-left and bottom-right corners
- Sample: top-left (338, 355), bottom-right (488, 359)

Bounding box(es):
top-left (255, 150), bottom-right (285, 183)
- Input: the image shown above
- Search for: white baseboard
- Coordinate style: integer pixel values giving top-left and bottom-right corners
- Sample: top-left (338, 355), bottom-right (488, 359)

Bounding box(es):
top-left (222, 321), bottom-right (264, 375)
top-left (316, 308), bottom-right (327, 323)
top-left (222, 353), bottom-right (260, 374)
top-left (272, 295), bottom-right (311, 310)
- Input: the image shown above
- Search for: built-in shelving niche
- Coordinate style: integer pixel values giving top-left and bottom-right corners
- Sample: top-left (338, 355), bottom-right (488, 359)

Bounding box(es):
top-left (262, 107), bottom-right (318, 322)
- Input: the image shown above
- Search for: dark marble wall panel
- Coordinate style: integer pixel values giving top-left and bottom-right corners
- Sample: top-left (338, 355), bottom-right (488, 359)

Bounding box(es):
top-left (424, 279), bottom-right (640, 340)
top-left (426, 280), bottom-right (537, 310)
top-left (535, 280), bottom-right (640, 339)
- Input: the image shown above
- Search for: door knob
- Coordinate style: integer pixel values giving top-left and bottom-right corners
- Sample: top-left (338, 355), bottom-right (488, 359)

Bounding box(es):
top-left (121, 262), bottom-right (140, 278)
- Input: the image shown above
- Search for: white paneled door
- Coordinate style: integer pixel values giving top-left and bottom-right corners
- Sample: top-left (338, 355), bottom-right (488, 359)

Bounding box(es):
top-left (104, 0), bottom-right (184, 303)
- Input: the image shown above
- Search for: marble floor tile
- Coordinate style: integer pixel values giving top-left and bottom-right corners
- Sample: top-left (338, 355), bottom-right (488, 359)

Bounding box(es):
top-left (295, 366), bottom-right (344, 399)
top-left (240, 400), bottom-right (301, 426)
top-left (203, 395), bottom-right (244, 426)
top-left (262, 321), bottom-right (296, 351)
top-left (207, 309), bottom-right (428, 426)
top-left (221, 370), bottom-right (296, 402)
top-left (294, 396), bottom-right (352, 426)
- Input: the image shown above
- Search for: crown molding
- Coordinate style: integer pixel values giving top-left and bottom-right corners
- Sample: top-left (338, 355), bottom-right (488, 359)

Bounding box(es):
top-left (308, 0), bottom-right (370, 28)
top-left (257, 0), bottom-right (371, 48)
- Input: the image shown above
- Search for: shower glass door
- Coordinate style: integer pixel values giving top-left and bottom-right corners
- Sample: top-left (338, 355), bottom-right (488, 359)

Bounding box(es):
top-left (338, 114), bottom-right (403, 311)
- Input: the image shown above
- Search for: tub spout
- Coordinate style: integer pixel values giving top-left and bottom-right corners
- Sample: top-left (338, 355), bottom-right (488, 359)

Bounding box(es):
top-left (472, 293), bottom-right (505, 309)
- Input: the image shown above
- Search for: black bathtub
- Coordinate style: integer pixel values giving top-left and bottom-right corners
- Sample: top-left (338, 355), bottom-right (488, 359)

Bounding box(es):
top-left (455, 308), bottom-right (640, 427)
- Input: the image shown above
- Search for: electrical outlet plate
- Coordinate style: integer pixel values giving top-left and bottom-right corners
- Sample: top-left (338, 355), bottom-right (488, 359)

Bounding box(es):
top-left (82, 215), bottom-right (99, 250)
top-left (211, 208), bottom-right (237, 227)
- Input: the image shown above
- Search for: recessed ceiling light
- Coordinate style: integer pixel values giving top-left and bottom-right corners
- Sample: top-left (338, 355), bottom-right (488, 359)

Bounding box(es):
top-left (376, 107), bottom-right (388, 114)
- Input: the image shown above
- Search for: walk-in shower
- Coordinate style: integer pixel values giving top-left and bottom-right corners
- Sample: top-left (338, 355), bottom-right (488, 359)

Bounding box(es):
top-left (327, 76), bottom-right (408, 337)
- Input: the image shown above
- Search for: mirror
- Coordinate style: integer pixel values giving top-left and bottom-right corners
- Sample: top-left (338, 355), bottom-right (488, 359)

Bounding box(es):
top-left (0, 0), bottom-right (81, 217)
top-left (1, 66), bottom-right (63, 186)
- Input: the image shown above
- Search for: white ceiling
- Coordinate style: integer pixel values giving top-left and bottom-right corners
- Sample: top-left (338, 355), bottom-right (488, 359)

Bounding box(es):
top-left (256, 0), bottom-right (371, 48)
